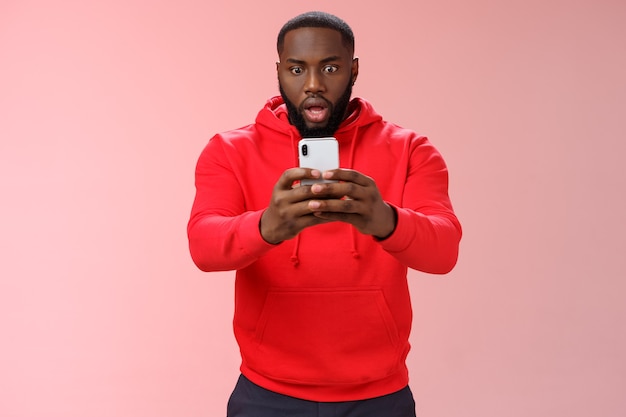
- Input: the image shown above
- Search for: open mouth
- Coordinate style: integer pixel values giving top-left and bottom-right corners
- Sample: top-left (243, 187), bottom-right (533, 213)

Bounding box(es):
top-left (302, 97), bottom-right (330, 125)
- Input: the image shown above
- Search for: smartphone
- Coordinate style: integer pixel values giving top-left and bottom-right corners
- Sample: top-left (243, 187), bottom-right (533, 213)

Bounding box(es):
top-left (298, 137), bottom-right (339, 185)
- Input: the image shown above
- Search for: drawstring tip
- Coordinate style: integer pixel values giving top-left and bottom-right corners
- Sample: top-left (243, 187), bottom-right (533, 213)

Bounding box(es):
top-left (290, 256), bottom-right (300, 266)
top-left (351, 251), bottom-right (360, 259)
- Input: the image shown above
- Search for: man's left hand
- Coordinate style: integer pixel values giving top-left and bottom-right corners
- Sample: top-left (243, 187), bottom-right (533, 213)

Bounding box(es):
top-left (307, 169), bottom-right (396, 239)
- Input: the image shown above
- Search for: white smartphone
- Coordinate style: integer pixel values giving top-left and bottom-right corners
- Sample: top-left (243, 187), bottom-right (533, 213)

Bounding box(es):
top-left (298, 137), bottom-right (339, 185)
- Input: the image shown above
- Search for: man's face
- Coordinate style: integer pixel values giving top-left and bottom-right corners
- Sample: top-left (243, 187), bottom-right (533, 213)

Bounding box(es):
top-left (277, 27), bottom-right (359, 137)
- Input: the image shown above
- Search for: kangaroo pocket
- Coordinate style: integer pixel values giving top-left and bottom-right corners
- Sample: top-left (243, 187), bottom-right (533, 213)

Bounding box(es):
top-left (248, 287), bottom-right (403, 384)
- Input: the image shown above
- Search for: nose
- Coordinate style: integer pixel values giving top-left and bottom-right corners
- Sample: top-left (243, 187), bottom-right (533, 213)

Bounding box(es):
top-left (304, 71), bottom-right (326, 94)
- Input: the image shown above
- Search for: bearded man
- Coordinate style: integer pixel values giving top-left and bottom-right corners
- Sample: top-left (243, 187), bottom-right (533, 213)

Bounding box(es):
top-left (188, 11), bottom-right (462, 417)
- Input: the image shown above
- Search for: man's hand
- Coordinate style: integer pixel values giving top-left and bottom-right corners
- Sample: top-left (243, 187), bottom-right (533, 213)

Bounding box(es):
top-left (307, 169), bottom-right (397, 239)
top-left (261, 168), bottom-right (396, 244)
top-left (260, 168), bottom-right (334, 244)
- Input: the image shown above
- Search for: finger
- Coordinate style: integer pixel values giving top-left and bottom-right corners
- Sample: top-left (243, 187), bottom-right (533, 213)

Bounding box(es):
top-left (310, 181), bottom-right (364, 201)
top-left (276, 168), bottom-right (322, 190)
top-left (322, 168), bottom-right (374, 187)
top-left (308, 197), bottom-right (363, 214)
top-left (291, 208), bottom-right (338, 234)
top-left (313, 211), bottom-right (362, 227)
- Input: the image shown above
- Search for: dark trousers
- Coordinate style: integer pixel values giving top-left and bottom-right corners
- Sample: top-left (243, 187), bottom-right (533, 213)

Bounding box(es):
top-left (227, 374), bottom-right (417, 417)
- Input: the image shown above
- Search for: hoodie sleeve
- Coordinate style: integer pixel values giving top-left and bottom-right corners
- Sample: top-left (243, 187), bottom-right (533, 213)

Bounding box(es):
top-left (378, 135), bottom-right (462, 274)
top-left (187, 135), bottom-right (276, 272)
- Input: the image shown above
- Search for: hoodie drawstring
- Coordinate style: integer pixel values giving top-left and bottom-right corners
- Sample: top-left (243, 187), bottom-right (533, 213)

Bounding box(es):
top-left (347, 127), bottom-right (360, 260)
top-left (289, 129), bottom-right (302, 266)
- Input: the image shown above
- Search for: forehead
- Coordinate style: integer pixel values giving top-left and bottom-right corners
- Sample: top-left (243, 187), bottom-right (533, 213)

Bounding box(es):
top-left (280, 27), bottom-right (352, 61)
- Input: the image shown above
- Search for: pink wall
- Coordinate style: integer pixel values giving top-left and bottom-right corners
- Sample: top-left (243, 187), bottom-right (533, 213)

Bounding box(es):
top-left (1, 1), bottom-right (625, 416)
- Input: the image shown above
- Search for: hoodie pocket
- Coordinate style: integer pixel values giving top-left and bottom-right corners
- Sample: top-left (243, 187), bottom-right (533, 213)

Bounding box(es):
top-left (249, 287), bottom-right (403, 384)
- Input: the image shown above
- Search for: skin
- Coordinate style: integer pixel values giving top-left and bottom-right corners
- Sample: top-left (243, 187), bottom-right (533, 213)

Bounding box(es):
top-left (260, 27), bottom-right (396, 244)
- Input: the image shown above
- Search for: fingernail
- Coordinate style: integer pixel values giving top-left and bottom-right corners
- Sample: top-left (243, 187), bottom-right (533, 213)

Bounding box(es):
top-left (309, 201), bottom-right (321, 209)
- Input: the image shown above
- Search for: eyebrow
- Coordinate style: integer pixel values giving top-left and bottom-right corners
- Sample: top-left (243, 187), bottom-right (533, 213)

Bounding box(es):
top-left (285, 56), bottom-right (342, 65)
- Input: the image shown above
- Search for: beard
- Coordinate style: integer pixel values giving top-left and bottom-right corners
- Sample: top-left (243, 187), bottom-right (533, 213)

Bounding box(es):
top-left (279, 81), bottom-right (353, 138)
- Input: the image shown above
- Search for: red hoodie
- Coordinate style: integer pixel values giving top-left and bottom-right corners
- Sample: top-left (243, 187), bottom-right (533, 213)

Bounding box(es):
top-left (188, 96), bottom-right (461, 401)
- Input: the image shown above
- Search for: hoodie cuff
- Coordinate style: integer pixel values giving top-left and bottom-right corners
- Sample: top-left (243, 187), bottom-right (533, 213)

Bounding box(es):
top-left (375, 205), bottom-right (416, 253)
top-left (238, 209), bottom-right (278, 258)
top-left (373, 204), bottom-right (398, 241)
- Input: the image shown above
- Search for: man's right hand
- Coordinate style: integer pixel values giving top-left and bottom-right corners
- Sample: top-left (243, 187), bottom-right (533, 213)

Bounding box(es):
top-left (259, 168), bottom-right (335, 244)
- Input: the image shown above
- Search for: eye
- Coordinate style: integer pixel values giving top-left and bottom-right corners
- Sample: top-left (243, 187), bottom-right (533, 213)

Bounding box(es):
top-left (290, 67), bottom-right (303, 75)
top-left (322, 65), bottom-right (339, 74)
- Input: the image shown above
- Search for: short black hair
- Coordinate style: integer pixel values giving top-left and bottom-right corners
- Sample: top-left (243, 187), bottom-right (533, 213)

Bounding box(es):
top-left (277, 11), bottom-right (355, 55)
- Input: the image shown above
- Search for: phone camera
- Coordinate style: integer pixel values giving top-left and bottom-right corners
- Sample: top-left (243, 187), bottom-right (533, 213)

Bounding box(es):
top-left (302, 144), bottom-right (308, 156)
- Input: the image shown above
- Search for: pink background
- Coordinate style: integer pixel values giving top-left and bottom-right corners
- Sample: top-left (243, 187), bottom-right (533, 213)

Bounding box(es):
top-left (1, 0), bottom-right (625, 416)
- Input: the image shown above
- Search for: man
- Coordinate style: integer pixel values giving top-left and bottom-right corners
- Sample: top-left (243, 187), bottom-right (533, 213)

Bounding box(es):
top-left (188, 11), bottom-right (462, 417)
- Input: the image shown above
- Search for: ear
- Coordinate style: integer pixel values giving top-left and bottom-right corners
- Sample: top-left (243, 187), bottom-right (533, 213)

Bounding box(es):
top-left (351, 57), bottom-right (359, 85)
top-left (276, 61), bottom-right (280, 73)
